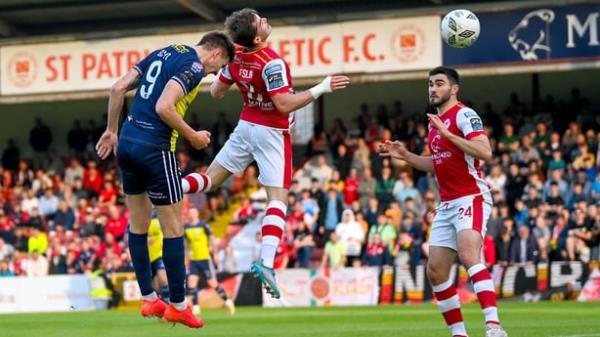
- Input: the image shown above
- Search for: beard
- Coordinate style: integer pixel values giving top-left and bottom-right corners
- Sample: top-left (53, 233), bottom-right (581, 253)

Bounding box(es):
top-left (429, 91), bottom-right (452, 107)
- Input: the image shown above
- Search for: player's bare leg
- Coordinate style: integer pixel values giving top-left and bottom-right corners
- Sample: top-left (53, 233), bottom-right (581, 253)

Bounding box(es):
top-left (428, 246), bottom-right (468, 337)
top-left (127, 193), bottom-right (168, 318)
top-left (152, 268), bottom-right (169, 303)
top-left (157, 203), bottom-right (204, 328)
top-left (182, 161), bottom-right (232, 193)
top-left (251, 186), bottom-right (287, 299)
top-left (186, 273), bottom-right (201, 315)
top-left (457, 230), bottom-right (507, 337)
top-left (207, 278), bottom-right (236, 315)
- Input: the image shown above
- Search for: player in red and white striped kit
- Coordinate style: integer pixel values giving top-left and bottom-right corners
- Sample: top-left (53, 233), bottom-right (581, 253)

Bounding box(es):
top-left (181, 8), bottom-right (349, 298)
top-left (377, 67), bottom-right (507, 337)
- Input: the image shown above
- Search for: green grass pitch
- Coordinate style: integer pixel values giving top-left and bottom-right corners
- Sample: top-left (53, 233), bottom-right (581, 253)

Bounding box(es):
top-left (0, 302), bottom-right (599, 337)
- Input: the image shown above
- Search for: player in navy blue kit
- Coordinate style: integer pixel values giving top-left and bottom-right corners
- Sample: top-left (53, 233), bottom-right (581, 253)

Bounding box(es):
top-left (96, 32), bottom-right (234, 329)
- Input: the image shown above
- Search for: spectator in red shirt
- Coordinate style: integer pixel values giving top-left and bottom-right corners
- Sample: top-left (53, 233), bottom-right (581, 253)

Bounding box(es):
top-left (483, 233), bottom-right (497, 268)
top-left (98, 181), bottom-right (117, 208)
top-left (82, 160), bottom-right (103, 197)
top-left (343, 168), bottom-right (360, 205)
top-left (104, 206), bottom-right (127, 241)
top-left (0, 210), bottom-right (15, 244)
top-left (97, 232), bottom-right (122, 260)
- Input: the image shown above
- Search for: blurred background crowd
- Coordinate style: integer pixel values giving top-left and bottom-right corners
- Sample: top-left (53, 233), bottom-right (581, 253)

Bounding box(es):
top-left (0, 88), bottom-right (599, 278)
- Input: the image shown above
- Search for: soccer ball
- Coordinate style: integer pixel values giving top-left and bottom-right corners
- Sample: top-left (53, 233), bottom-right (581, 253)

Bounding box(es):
top-left (441, 9), bottom-right (480, 48)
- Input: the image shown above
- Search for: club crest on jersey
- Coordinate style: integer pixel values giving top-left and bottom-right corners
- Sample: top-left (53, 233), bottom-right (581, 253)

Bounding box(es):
top-left (431, 134), bottom-right (442, 153)
top-left (444, 119), bottom-right (451, 128)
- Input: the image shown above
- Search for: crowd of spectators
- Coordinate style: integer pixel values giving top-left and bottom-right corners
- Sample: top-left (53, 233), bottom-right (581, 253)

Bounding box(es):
top-left (233, 89), bottom-right (600, 270)
top-left (0, 88), bottom-right (599, 279)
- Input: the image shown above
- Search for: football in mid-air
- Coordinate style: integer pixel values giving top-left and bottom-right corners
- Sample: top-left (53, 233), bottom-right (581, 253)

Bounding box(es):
top-left (441, 9), bottom-right (480, 48)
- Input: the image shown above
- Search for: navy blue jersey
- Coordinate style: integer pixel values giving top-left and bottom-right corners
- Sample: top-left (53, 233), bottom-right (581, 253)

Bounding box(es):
top-left (120, 44), bottom-right (205, 151)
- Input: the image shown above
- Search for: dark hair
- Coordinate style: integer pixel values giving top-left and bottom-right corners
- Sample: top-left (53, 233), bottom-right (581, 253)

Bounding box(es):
top-left (197, 31), bottom-right (235, 61)
top-left (429, 66), bottom-right (460, 85)
top-left (225, 8), bottom-right (259, 48)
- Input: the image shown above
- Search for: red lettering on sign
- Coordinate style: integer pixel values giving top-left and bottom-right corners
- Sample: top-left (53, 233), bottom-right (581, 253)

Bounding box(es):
top-left (97, 53), bottom-right (112, 79)
top-left (362, 34), bottom-right (377, 61)
top-left (279, 39), bottom-right (290, 60)
top-left (292, 39), bottom-right (305, 66)
top-left (82, 53), bottom-right (96, 80)
top-left (59, 55), bottom-right (71, 80)
top-left (318, 37), bottom-right (331, 65)
top-left (343, 35), bottom-right (356, 63)
top-left (112, 51), bottom-right (124, 77)
top-left (46, 56), bottom-right (58, 82)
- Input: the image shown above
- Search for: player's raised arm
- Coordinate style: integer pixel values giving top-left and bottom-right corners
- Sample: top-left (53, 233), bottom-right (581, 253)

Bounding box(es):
top-left (210, 65), bottom-right (234, 99)
top-left (96, 68), bottom-right (141, 159)
top-left (270, 74), bottom-right (350, 114)
top-left (155, 80), bottom-right (211, 150)
top-left (377, 140), bottom-right (434, 173)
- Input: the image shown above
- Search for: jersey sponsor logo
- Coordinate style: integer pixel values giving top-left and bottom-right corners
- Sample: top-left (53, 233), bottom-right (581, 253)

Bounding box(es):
top-left (264, 63), bottom-right (282, 75)
top-left (469, 117), bottom-right (483, 131)
top-left (267, 72), bottom-right (285, 90)
top-left (240, 68), bottom-right (253, 79)
top-left (172, 44), bottom-right (189, 53)
top-left (463, 110), bottom-right (478, 118)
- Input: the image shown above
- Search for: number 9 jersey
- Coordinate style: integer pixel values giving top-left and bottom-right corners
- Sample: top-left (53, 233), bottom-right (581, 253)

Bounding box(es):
top-left (120, 44), bottom-right (206, 152)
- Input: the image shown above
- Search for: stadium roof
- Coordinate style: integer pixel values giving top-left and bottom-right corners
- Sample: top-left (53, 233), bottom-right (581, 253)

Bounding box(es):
top-left (0, 0), bottom-right (524, 42)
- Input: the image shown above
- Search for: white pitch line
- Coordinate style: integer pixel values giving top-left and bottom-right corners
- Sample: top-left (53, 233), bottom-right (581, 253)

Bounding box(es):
top-left (550, 334), bottom-right (600, 337)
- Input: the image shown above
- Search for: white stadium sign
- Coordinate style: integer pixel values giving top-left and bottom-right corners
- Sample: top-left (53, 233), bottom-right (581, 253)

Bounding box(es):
top-left (0, 16), bottom-right (441, 96)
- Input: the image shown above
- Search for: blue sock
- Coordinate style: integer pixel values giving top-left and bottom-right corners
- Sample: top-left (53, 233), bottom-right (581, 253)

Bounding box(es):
top-left (163, 237), bottom-right (186, 304)
top-left (128, 231), bottom-right (154, 296)
top-left (160, 286), bottom-right (170, 303)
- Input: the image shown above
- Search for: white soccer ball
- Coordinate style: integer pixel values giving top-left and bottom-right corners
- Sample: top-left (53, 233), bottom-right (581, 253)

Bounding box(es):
top-left (441, 9), bottom-right (480, 48)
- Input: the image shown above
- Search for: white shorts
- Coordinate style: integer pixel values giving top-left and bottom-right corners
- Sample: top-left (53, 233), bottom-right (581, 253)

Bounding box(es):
top-left (429, 193), bottom-right (492, 251)
top-left (215, 120), bottom-right (292, 188)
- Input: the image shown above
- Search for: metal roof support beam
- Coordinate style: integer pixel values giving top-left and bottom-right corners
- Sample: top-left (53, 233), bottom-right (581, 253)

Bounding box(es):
top-left (176, 0), bottom-right (222, 22)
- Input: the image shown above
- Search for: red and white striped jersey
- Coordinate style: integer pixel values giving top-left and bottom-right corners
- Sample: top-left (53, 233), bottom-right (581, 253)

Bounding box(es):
top-left (218, 46), bottom-right (294, 129)
top-left (428, 102), bottom-right (491, 201)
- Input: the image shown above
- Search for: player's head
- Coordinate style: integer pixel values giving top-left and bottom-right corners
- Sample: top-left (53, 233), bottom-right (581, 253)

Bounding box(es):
top-left (197, 31), bottom-right (235, 74)
top-left (428, 66), bottom-right (460, 107)
top-left (225, 8), bottom-right (272, 49)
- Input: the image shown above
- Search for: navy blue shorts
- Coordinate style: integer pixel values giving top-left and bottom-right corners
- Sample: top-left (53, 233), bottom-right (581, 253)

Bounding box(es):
top-left (188, 260), bottom-right (216, 281)
top-left (117, 138), bottom-right (183, 205)
top-left (151, 258), bottom-right (165, 278)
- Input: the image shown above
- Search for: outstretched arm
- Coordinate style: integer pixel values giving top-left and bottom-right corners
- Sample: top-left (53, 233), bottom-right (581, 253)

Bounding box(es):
top-left (270, 75), bottom-right (350, 114)
top-left (377, 140), bottom-right (434, 173)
